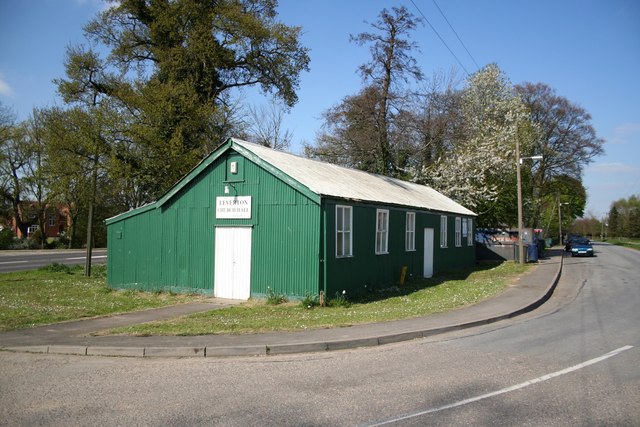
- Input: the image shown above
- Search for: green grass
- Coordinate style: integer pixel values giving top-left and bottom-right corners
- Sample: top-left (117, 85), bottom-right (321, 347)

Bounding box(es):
top-left (607, 237), bottom-right (640, 251)
top-left (107, 261), bottom-right (529, 336)
top-left (0, 265), bottom-right (208, 331)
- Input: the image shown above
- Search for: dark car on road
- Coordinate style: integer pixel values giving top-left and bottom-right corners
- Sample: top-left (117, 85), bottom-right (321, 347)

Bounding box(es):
top-left (564, 234), bottom-right (584, 252)
top-left (570, 238), bottom-right (594, 257)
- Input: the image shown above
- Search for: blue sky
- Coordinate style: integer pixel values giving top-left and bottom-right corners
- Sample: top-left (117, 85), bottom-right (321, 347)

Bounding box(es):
top-left (1, 0), bottom-right (639, 220)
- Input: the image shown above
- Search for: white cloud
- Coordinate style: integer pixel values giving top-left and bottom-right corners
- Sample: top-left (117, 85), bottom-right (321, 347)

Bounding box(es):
top-left (615, 122), bottom-right (640, 136)
top-left (0, 74), bottom-right (14, 97)
top-left (75, 0), bottom-right (118, 12)
top-left (608, 122), bottom-right (640, 145)
top-left (587, 162), bottom-right (640, 174)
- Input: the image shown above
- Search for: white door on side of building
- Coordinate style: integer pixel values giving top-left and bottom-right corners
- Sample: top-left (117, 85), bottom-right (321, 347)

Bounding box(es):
top-left (423, 228), bottom-right (434, 278)
top-left (214, 227), bottom-right (252, 300)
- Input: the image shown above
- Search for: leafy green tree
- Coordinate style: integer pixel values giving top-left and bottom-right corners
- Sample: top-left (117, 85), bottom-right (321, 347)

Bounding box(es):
top-left (307, 85), bottom-right (385, 170)
top-left (535, 175), bottom-right (586, 241)
top-left (0, 104), bottom-right (31, 238)
top-left (53, 46), bottom-right (117, 273)
top-left (41, 106), bottom-right (103, 248)
top-left (21, 109), bottom-right (53, 248)
top-left (70, 0), bottom-right (309, 198)
top-left (608, 195), bottom-right (640, 238)
top-left (571, 215), bottom-right (601, 239)
top-left (628, 206), bottom-right (640, 238)
top-left (0, 106), bottom-right (62, 247)
top-left (515, 82), bottom-right (604, 227)
top-left (608, 205), bottom-right (620, 238)
top-left (46, 0), bottom-right (309, 264)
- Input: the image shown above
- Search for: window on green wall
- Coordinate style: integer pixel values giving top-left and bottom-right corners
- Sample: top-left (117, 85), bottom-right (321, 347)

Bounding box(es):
top-left (455, 217), bottom-right (462, 247)
top-left (440, 215), bottom-right (448, 248)
top-left (336, 205), bottom-right (352, 258)
top-left (406, 212), bottom-right (416, 251)
top-left (467, 218), bottom-right (474, 246)
top-left (376, 209), bottom-right (389, 254)
top-left (462, 218), bottom-right (468, 238)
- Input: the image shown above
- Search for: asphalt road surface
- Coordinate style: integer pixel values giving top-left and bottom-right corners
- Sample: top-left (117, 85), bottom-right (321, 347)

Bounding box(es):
top-left (0, 243), bottom-right (638, 426)
top-left (0, 249), bottom-right (107, 272)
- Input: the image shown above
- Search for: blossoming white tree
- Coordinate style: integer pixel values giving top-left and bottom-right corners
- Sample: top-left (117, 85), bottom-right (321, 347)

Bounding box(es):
top-left (420, 64), bottom-right (533, 217)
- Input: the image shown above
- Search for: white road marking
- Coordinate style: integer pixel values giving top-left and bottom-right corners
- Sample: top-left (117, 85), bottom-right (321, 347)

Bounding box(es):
top-left (0, 260), bottom-right (29, 265)
top-left (365, 345), bottom-right (634, 426)
top-left (65, 255), bottom-right (108, 260)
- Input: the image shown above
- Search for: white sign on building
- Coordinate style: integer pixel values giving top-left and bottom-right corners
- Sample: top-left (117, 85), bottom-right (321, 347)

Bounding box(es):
top-left (216, 196), bottom-right (252, 219)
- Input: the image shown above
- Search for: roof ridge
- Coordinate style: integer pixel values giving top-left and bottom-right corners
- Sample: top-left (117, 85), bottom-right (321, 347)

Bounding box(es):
top-left (230, 138), bottom-right (475, 216)
top-left (231, 138), bottom-right (431, 190)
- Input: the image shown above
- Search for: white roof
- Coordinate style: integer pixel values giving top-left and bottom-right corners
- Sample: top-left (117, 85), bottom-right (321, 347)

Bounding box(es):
top-left (233, 138), bottom-right (475, 216)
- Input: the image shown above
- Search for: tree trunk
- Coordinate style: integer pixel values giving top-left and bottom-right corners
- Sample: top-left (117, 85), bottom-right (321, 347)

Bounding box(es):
top-left (84, 154), bottom-right (99, 277)
top-left (12, 204), bottom-right (28, 238)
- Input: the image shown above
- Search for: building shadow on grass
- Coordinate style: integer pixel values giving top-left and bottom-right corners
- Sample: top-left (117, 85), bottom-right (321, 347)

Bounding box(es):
top-left (352, 261), bottom-right (505, 304)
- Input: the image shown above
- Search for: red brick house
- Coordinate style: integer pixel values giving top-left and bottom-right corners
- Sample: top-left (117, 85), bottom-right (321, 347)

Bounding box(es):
top-left (9, 202), bottom-right (70, 239)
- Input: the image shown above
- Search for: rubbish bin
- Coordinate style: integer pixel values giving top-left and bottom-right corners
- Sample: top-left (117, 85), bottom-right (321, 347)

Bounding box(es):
top-left (527, 243), bottom-right (538, 262)
top-left (537, 239), bottom-right (546, 258)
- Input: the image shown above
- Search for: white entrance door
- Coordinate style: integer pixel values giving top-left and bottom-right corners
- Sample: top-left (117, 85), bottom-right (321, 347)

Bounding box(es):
top-left (214, 227), bottom-right (252, 300)
top-left (423, 228), bottom-right (434, 278)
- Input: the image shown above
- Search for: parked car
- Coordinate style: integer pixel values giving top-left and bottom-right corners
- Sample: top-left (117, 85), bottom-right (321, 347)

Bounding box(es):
top-left (570, 238), bottom-right (594, 257)
top-left (564, 234), bottom-right (584, 252)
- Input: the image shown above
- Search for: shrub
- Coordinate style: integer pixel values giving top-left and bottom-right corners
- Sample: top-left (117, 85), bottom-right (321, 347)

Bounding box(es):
top-left (30, 228), bottom-right (45, 248)
top-left (0, 228), bottom-right (14, 249)
top-left (328, 290), bottom-right (350, 308)
top-left (38, 263), bottom-right (72, 274)
top-left (265, 286), bottom-right (288, 305)
top-left (91, 265), bottom-right (107, 279)
top-left (9, 238), bottom-right (41, 250)
top-left (55, 236), bottom-right (71, 249)
top-left (300, 293), bottom-right (320, 309)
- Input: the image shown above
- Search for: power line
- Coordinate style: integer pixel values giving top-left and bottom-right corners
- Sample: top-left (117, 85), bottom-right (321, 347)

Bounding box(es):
top-left (409, 0), bottom-right (470, 76)
top-left (431, 0), bottom-right (480, 70)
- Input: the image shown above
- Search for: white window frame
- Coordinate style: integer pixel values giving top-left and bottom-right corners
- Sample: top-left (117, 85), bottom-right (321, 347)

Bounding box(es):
top-left (462, 218), bottom-right (468, 238)
top-left (440, 215), bottom-right (448, 248)
top-left (467, 218), bottom-right (474, 246)
top-left (49, 214), bottom-right (56, 227)
top-left (455, 217), bottom-right (462, 247)
top-left (375, 209), bottom-right (389, 254)
top-left (336, 205), bottom-right (352, 258)
top-left (405, 212), bottom-right (416, 251)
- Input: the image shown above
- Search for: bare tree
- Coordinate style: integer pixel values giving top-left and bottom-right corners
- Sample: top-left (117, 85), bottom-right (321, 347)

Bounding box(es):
top-left (308, 6), bottom-right (423, 176)
top-left (350, 6), bottom-right (423, 175)
top-left (410, 68), bottom-right (464, 172)
top-left (242, 101), bottom-right (293, 150)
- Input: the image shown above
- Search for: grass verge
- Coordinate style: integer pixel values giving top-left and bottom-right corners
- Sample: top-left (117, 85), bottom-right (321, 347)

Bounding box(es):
top-left (0, 265), bottom-right (208, 331)
top-left (106, 261), bottom-right (529, 336)
top-left (607, 238), bottom-right (640, 251)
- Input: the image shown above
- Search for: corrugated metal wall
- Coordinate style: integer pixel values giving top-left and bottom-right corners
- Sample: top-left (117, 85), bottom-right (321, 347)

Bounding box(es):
top-left (323, 199), bottom-right (475, 297)
top-left (241, 153), bottom-right (321, 298)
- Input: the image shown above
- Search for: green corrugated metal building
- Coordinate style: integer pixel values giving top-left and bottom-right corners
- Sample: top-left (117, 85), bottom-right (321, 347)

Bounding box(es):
top-left (106, 137), bottom-right (476, 299)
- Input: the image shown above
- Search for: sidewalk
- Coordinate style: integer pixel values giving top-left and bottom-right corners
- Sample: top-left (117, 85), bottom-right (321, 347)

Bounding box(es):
top-left (0, 250), bottom-right (563, 358)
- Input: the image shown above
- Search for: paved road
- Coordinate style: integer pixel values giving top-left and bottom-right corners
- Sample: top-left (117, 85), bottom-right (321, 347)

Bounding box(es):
top-left (0, 249), bottom-right (107, 272)
top-left (0, 244), bottom-right (638, 425)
